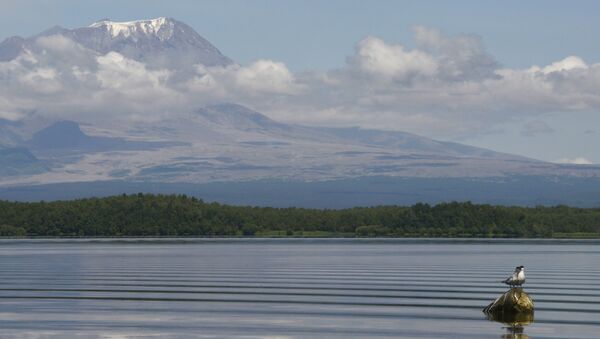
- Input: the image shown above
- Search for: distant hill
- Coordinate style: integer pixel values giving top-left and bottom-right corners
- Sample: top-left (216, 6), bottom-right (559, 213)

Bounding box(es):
top-left (1, 193), bottom-right (600, 237)
top-left (27, 120), bottom-right (185, 155)
top-left (2, 176), bottom-right (600, 208)
top-left (1, 17), bottom-right (600, 206)
top-left (4, 102), bottom-right (596, 189)
top-left (0, 147), bottom-right (47, 176)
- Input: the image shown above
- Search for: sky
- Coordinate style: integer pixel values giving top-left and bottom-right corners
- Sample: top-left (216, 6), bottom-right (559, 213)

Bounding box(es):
top-left (1, 0), bottom-right (600, 163)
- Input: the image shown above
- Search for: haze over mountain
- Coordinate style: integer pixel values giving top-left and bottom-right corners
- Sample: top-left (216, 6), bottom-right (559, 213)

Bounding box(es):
top-left (1, 17), bottom-right (599, 206)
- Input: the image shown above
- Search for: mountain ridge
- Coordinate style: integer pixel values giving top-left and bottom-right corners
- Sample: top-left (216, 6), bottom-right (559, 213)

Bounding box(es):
top-left (0, 17), bottom-right (232, 68)
top-left (1, 17), bottom-right (599, 206)
top-left (3, 102), bottom-right (595, 188)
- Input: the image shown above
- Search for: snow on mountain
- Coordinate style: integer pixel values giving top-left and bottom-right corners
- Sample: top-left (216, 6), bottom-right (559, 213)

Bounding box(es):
top-left (88, 17), bottom-right (174, 40)
top-left (0, 17), bottom-right (232, 68)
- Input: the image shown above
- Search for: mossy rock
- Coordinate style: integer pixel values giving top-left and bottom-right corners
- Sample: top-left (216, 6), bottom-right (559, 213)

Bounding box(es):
top-left (486, 309), bottom-right (534, 327)
top-left (484, 288), bottom-right (534, 317)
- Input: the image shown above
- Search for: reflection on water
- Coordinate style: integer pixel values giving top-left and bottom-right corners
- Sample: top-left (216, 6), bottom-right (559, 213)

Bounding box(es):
top-left (486, 308), bottom-right (534, 339)
top-left (486, 309), bottom-right (534, 326)
top-left (501, 326), bottom-right (530, 339)
top-left (0, 238), bottom-right (599, 338)
top-left (484, 286), bottom-right (534, 338)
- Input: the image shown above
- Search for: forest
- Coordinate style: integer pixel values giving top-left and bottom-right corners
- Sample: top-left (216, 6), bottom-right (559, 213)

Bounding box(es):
top-left (1, 193), bottom-right (600, 237)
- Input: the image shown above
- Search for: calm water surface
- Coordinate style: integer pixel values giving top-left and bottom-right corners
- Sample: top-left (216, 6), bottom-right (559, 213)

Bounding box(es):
top-left (0, 238), bottom-right (599, 338)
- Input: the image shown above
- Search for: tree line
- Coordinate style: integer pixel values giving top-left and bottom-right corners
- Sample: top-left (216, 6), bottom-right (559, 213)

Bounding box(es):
top-left (0, 193), bottom-right (599, 237)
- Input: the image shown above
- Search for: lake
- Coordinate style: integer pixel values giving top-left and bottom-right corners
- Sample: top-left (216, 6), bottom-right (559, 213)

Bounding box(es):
top-left (0, 238), bottom-right (599, 338)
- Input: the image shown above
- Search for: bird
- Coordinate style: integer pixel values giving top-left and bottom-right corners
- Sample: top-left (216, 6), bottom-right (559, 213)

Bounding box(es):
top-left (502, 265), bottom-right (526, 288)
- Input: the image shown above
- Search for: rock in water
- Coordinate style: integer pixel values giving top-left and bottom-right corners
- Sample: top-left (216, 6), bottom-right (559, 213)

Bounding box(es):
top-left (484, 288), bottom-right (534, 316)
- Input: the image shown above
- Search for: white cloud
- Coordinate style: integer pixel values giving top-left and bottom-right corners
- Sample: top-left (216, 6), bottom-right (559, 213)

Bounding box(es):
top-left (541, 56), bottom-right (588, 74)
top-left (179, 60), bottom-right (302, 112)
top-left (349, 36), bottom-right (438, 81)
top-left (259, 32), bottom-right (599, 136)
top-left (0, 98), bottom-right (25, 121)
top-left (413, 26), bottom-right (500, 81)
top-left (0, 27), bottom-right (599, 140)
top-left (19, 67), bottom-right (62, 94)
top-left (556, 157), bottom-right (593, 165)
top-left (234, 59), bottom-right (298, 94)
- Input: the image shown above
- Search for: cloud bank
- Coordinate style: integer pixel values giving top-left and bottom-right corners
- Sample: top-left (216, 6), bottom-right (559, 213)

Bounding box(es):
top-left (556, 157), bottom-right (594, 165)
top-left (1, 26), bottom-right (599, 138)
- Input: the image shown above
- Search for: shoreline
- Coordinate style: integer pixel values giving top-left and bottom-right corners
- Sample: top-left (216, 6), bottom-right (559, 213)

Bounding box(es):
top-left (2, 237), bottom-right (600, 243)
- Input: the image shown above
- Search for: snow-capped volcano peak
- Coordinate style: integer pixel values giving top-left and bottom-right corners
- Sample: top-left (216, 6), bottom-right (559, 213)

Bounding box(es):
top-left (89, 17), bottom-right (175, 40)
top-left (1, 17), bottom-right (233, 67)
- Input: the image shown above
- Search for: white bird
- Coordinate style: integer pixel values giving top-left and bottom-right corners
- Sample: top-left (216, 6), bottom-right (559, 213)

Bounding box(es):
top-left (502, 265), bottom-right (526, 287)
